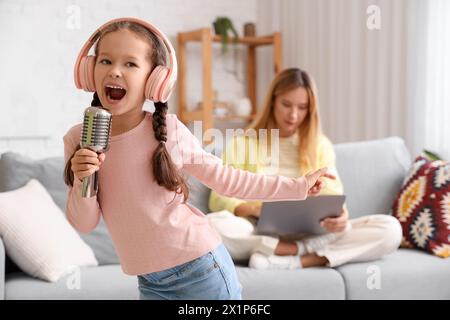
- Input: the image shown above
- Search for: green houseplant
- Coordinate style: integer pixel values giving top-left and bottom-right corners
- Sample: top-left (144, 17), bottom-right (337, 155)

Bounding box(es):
top-left (213, 17), bottom-right (239, 54)
top-left (423, 149), bottom-right (443, 161)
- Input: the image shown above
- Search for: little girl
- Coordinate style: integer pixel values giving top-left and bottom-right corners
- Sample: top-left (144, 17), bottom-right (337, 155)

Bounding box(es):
top-left (63, 18), bottom-right (334, 300)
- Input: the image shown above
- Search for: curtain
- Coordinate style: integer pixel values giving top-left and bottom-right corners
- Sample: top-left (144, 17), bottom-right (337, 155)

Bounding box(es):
top-left (258, 0), bottom-right (449, 160)
top-left (258, 0), bottom-right (410, 144)
top-left (408, 0), bottom-right (450, 159)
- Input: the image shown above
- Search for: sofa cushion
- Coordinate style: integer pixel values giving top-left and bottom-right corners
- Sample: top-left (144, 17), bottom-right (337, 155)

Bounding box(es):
top-left (392, 156), bottom-right (450, 258)
top-left (0, 179), bottom-right (98, 282)
top-left (5, 263), bottom-right (345, 300)
top-left (335, 248), bottom-right (450, 299)
top-left (0, 152), bottom-right (66, 209)
top-left (334, 137), bottom-right (411, 218)
top-left (5, 265), bottom-right (138, 300)
top-left (186, 174), bottom-right (211, 214)
top-left (0, 152), bottom-right (119, 266)
top-left (236, 267), bottom-right (345, 299)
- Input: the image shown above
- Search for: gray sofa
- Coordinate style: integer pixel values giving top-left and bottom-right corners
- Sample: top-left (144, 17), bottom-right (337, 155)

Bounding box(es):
top-left (1, 136), bottom-right (449, 300)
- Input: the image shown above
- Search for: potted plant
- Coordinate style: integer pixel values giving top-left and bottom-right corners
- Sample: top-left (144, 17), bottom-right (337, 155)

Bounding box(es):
top-left (213, 17), bottom-right (239, 54)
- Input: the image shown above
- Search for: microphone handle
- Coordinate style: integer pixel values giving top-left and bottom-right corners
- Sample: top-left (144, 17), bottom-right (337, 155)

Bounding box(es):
top-left (81, 170), bottom-right (98, 198)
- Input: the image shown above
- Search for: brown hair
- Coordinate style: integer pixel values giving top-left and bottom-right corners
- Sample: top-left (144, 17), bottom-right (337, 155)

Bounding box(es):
top-left (64, 21), bottom-right (189, 202)
top-left (246, 68), bottom-right (321, 172)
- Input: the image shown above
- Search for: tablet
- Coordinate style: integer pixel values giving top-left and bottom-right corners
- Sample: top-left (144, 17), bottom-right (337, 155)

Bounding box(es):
top-left (255, 195), bottom-right (346, 238)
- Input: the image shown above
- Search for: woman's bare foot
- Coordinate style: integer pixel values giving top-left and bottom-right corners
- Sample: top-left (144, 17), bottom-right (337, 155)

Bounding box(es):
top-left (274, 240), bottom-right (330, 267)
top-left (274, 240), bottom-right (298, 256)
top-left (300, 253), bottom-right (329, 267)
top-left (248, 252), bottom-right (329, 270)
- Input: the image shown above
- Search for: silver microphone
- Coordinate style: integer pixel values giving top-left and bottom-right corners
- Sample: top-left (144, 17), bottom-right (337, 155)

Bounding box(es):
top-left (80, 106), bottom-right (112, 198)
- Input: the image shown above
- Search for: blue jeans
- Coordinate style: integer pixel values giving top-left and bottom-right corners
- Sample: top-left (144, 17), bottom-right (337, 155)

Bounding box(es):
top-left (137, 244), bottom-right (242, 300)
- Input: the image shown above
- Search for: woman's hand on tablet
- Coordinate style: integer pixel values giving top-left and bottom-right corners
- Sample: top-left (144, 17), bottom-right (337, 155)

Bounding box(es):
top-left (235, 202), bottom-right (262, 219)
top-left (320, 206), bottom-right (349, 233)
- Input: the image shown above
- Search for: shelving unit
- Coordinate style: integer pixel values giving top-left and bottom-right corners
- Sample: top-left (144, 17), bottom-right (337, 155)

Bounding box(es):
top-left (177, 27), bottom-right (283, 142)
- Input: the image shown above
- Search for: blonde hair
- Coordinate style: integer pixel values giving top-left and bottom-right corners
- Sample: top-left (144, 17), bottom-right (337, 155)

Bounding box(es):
top-left (246, 68), bottom-right (322, 172)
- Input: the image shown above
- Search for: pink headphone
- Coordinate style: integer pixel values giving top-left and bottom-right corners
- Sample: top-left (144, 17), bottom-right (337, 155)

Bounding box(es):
top-left (73, 17), bottom-right (177, 103)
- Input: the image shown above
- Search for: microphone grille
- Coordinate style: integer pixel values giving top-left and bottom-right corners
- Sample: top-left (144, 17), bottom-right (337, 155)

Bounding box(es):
top-left (80, 107), bottom-right (112, 152)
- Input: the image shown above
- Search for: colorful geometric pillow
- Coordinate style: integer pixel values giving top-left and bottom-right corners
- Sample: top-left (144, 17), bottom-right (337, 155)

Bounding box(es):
top-left (391, 156), bottom-right (450, 258)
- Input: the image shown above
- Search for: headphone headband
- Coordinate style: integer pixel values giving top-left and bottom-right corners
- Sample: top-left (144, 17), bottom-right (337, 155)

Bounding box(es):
top-left (74, 17), bottom-right (177, 102)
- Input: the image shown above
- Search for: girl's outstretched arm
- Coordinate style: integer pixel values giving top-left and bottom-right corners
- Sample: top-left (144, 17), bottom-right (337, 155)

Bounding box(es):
top-left (172, 115), bottom-right (330, 202)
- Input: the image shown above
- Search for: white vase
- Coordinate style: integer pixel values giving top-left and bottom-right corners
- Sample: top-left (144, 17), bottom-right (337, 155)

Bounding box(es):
top-left (234, 98), bottom-right (252, 117)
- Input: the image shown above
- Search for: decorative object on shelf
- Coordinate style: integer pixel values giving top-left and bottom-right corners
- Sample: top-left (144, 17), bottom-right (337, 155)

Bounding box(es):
top-left (213, 102), bottom-right (233, 118)
top-left (233, 97), bottom-right (252, 117)
top-left (212, 17), bottom-right (239, 54)
top-left (244, 22), bottom-right (256, 37)
top-left (213, 90), bottom-right (233, 118)
top-left (195, 101), bottom-right (233, 118)
top-left (195, 90), bottom-right (234, 119)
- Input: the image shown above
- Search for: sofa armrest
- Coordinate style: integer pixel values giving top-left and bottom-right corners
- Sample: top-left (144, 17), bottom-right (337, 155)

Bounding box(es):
top-left (0, 237), bottom-right (5, 300)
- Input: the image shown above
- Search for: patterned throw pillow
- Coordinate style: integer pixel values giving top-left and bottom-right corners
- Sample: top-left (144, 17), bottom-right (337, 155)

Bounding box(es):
top-left (391, 156), bottom-right (450, 258)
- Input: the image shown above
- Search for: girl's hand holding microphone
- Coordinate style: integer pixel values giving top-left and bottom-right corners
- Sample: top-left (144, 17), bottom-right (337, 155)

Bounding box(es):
top-left (71, 148), bottom-right (106, 182)
top-left (305, 167), bottom-right (336, 196)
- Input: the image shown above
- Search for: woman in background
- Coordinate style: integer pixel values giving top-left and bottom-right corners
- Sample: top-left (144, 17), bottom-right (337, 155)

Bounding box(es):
top-left (208, 68), bottom-right (402, 270)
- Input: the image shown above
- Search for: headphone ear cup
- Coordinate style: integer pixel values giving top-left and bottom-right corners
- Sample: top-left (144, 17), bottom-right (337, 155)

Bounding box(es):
top-left (145, 66), bottom-right (169, 102)
top-left (79, 56), bottom-right (96, 92)
top-left (160, 74), bottom-right (176, 103)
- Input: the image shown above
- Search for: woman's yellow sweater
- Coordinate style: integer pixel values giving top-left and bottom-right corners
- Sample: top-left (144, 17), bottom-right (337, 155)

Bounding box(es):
top-left (208, 134), bottom-right (345, 214)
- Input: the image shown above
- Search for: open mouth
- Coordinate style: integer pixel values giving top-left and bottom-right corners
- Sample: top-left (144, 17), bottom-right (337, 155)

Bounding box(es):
top-left (104, 85), bottom-right (127, 101)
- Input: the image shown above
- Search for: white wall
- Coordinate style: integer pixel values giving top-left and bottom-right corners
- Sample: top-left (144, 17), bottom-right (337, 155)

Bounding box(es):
top-left (0, 0), bottom-right (258, 158)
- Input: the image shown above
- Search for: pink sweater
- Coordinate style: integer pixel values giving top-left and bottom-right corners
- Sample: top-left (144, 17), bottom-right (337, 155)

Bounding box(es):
top-left (64, 112), bottom-right (309, 275)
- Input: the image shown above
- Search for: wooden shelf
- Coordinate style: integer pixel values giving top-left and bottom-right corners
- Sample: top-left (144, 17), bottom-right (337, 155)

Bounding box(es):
top-left (183, 108), bottom-right (256, 122)
top-left (214, 114), bottom-right (256, 122)
top-left (178, 28), bottom-right (276, 46)
top-left (177, 27), bottom-right (283, 143)
top-left (211, 35), bottom-right (275, 46)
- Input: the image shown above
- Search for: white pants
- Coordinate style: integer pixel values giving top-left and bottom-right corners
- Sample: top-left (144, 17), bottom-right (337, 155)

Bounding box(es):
top-left (206, 210), bottom-right (402, 267)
